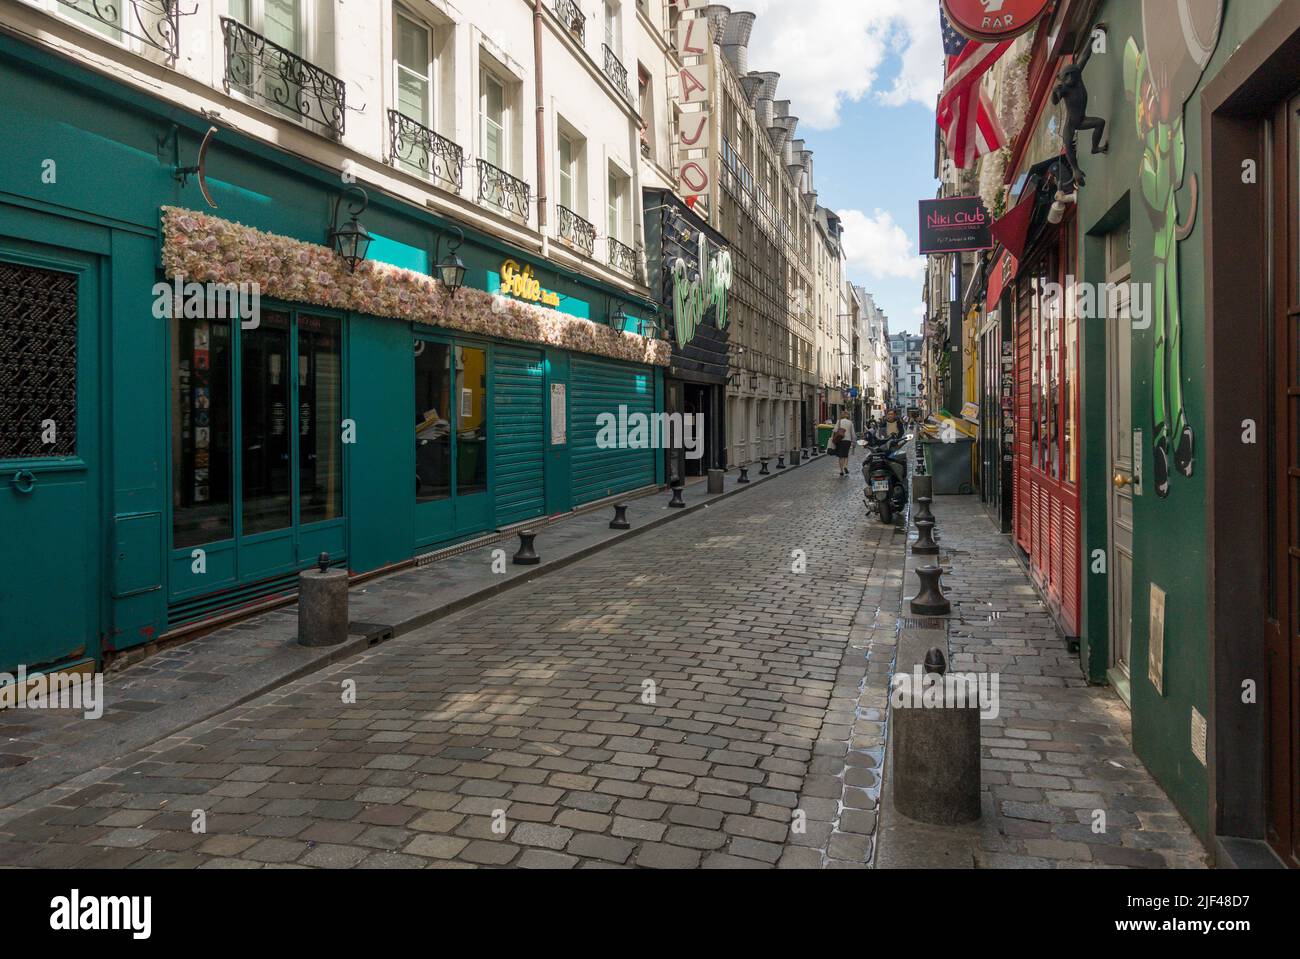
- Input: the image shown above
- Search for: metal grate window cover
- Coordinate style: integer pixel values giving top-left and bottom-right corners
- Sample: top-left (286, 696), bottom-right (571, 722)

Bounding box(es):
top-left (0, 262), bottom-right (77, 459)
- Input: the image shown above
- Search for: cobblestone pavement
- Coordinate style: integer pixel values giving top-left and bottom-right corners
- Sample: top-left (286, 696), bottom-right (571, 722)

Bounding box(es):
top-left (898, 496), bottom-right (1209, 868)
top-left (0, 453), bottom-right (903, 869)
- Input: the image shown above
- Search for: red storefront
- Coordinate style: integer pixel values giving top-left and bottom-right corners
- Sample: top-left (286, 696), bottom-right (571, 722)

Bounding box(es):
top-left (1013, 224), bottom-right (1081, 637)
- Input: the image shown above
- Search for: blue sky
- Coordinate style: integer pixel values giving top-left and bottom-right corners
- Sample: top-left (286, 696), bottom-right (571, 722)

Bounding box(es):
top-left (743, 0), bottom-right (944, 334)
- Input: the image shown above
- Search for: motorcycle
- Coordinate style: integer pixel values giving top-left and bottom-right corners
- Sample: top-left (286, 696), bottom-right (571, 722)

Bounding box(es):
top-left (862, 433), bottom-right (910, 524)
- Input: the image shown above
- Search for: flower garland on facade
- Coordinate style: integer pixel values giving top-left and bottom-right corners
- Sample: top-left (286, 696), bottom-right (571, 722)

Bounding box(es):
top-left (160, 207), bottom-right (671, 368)
top-left (978, 50), bottom-right (1033, 218)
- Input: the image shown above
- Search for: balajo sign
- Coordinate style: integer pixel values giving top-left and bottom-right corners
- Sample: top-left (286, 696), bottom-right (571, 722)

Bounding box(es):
top-left (919, 196), bottom-right (993, 255)
top-left (671, 234), bottom-right (731, 347)
top-left (942, 0), bottom-right (1052, 42)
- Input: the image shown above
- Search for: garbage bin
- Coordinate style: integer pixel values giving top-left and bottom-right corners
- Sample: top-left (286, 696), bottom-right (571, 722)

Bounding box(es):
top-left (816, 423), bottom-right (835, 449)
top-left (921, 437), bottom-right (976, 495)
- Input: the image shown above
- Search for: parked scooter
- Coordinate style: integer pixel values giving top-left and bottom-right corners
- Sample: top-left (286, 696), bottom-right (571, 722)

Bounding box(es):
top-left (862, 432), bottom-right (910, 524)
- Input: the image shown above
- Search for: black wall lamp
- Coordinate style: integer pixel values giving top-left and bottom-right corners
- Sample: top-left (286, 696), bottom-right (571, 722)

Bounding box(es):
top-left (434, 224), bottom-right (467, 296)
top-left (328, 185), bottom-right (372, 273)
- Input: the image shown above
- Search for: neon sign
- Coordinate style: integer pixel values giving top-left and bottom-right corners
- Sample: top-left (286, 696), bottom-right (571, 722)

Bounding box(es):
top-left (671, 234), bottom-right (731, 346)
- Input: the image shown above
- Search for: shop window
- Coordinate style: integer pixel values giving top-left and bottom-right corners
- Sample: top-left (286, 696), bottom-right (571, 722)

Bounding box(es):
top-left (415, 340), bottom-right (452, 502)
top-left (298, 314), bottom-right (343, 525)
top-left (0, 261), bottom-right (78, 460)
top-left (172, 314), bottom-right (234, 549)
top-left (170, 305), bottom-right (343, 549)
top-left (241, 310), bottom-right (293, 535)
top-left (456, 347), bottom-right (487, 497)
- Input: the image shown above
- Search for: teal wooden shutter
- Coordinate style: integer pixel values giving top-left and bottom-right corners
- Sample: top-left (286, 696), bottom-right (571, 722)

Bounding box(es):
top-left (569, 356), bottom-right (656, 505)
top-left (492, 346), bottom-right (546, 526)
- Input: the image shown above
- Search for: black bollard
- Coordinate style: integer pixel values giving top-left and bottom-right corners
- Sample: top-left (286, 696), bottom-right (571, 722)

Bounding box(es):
top-left (776, 453), bottom-right (786, 470)
top-left (915, 495), bottom-right (935, 523)
top-left (924, 647), bottom-right (947, 675)
top-left (738, 466), bottom-right (750, 484)
top-left (668, 485), bottom-right (686, 508)
top-left (910, 565), bottom-right (951, 616)
top-left (514, 530), bottom-right (540, 565)
top-left (912, 518), bottom-right (940, 556)
top-left (759, 457), bottom-right (771, 475)
top-left (610, 503), bottom-right (630, 530)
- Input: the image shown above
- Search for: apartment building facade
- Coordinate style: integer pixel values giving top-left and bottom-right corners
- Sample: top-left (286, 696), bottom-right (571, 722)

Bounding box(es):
top-left (0, 0), bottom-right (671, 674)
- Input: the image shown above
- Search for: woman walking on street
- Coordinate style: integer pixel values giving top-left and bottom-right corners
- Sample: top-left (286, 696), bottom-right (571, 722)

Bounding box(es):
top-left (830, 414), bottom-right (857, 476)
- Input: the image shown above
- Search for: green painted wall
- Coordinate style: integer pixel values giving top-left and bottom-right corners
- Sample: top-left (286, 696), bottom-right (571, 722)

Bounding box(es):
top-left (1075, 0), bottom-right (1283, 842)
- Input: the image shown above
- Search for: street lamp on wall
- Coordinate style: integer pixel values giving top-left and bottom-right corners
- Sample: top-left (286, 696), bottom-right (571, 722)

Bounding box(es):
top-left (434, 224), bottom-right (467, 297)
top-left (328, 186), bottom-right (373, 273)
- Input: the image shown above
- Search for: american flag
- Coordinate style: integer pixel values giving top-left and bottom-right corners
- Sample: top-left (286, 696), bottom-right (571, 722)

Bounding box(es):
top-left (937, 9), bottom-right (1011, 170)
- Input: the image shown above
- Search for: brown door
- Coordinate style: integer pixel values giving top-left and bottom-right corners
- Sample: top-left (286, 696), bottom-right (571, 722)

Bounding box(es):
top-left (1266, 93), bottom-right (1300, 868)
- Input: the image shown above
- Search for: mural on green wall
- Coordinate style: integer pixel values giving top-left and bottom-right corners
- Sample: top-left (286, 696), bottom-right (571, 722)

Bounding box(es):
top-left (1123, 0), bottom-right (1223, 498)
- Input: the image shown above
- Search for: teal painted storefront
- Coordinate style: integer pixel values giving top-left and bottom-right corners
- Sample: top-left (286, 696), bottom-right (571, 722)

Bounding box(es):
top-left (0, 37), bottom-right (664, 673)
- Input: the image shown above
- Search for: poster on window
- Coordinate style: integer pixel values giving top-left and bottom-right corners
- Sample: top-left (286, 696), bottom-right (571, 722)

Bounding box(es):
top-left (550, 384), bottom-right (567, 446)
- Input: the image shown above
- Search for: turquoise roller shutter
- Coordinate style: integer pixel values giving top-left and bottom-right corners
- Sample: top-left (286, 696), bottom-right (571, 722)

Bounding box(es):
top-left (569, 355), bottom-right (657, 506)
top-left (492, 346), bottom-right (546, 527)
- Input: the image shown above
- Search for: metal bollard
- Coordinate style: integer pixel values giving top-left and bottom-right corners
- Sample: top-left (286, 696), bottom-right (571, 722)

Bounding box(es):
top-left (759, 457), bottom-right (771, 475)
top-left (910, 564), bottom-right (951, 615)
top-left (915, 495), bottom-right (935, 523)
top-left (776, 453), bottom-right (786, 470)
top-left (737, 466), bottom-right (751, 484)
top-left (912, 518), bottom-right (940, 556)
top-left (514, 530), bottom-right (540, 565)
top-left (609, 504), bottom-right (631, 530)
top-left (298, 552), bottom-right (348, 647)
top-left (668, 485), bottom-right (686, 508)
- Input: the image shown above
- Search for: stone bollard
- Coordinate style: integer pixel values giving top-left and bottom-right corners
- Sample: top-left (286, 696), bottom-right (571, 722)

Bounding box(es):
top-left (609, 503), bottom-right (631, 530)
top-left (737, 466), bottom-right (751, 484)
top-left (514, 530), bottom-right (540, 565)
top-left (759, 457), bottom-right (771, 475)
top-left (915, 495), bottom-right (935, 523)
top-left (298, 552), bottom-right (348, 648)
top-left (707, 469), bottom-right (725, 494)
top-left (776, 453), bottom-right (786, 470)
top-left (668, 484), bottom-right (686, 508)
top-left (791, 449), bottom-right (802, 466)
top-left (891, 649), bottom-right (982, 825)
top-left (912, 518), bottom-right (940, 556)
top-left (910, 565), bottom-right (951, 616)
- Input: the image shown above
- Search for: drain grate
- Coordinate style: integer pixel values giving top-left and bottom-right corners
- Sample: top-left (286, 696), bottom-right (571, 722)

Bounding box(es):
top-left (899, 616), bottom-right (946, 629)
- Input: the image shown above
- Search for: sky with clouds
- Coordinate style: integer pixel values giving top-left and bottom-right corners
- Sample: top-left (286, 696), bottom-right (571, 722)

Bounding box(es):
top-left (743, 0), bottom-right (945, 334)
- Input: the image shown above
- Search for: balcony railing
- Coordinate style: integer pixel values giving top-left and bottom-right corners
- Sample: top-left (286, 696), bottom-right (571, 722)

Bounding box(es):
top-left (388, 110), bottom-right (464, 194)
top-left (552, 0), bottom-right (586, 44)
top-left (476, 159), bottom-right (531, 222)
top-left (608, 237), bottom-right (637, 278)
top-left (56, 0), bottom-right (182, 60)
top-left (220, 17), bottom-right (346, 138)
top-left (557, 205), bottom-right (596, 257)
top-left (602, 44), bottom-right (630, 99)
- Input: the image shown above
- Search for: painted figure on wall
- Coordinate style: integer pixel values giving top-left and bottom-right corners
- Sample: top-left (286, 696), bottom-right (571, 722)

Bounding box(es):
top-left (1123, 0), bottom-right (1223, 497)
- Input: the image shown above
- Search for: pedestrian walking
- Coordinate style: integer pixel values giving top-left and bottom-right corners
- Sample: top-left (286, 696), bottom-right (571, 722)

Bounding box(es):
top-left (830, 414), bottom-right (857, 476)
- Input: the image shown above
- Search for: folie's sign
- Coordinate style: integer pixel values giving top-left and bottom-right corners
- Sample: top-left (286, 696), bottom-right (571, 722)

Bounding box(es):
top-left (942, 0), bottom-right (1052, 42)
top-left (500, 259), bottom-right (560, 308)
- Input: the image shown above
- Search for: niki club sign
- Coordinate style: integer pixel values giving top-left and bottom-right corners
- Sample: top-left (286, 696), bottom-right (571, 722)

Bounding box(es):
top-left (919, 196), bottom-right (993, 255)
top-left (941, 0), bottom-right (1052, 41)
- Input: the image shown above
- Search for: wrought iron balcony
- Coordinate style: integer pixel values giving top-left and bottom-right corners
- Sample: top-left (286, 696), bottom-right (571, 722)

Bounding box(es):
top-left (608, 237), bottom-right (637, 278)
top-left (56, 0), bottom-right (183, 59)
top-left (388, 110), bottom-right (464, 194)
top-left (557, 206), bottom-right (596, 257)
top-left (220, 17), bottom-right (346, 138)
top-left (553, 0), bottom-right (586, 44)
top-left (476, 159), bottom-right (531, 222)
top-left (602, 44), bottom-right (630, 99)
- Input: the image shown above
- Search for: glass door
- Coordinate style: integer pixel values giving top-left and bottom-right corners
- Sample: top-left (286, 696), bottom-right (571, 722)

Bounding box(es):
top-left (414, 337), bottom-right (491, 549)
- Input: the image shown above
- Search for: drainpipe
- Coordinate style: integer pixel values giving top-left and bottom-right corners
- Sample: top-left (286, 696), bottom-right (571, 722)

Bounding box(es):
top-left (533, 1), bottom-right (549, 251)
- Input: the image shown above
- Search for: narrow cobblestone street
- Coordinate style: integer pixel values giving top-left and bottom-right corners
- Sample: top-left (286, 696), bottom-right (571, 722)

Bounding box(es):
top-left (0, 459), bottom-right (901, 869)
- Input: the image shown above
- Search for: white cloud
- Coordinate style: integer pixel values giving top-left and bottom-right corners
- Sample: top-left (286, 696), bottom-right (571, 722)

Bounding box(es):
top-left (837, 208), bottom-right (926, 282)
top-left (744, 0), bottom-right (943, 129)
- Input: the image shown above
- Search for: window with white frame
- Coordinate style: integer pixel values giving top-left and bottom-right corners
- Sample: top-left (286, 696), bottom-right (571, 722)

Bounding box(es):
top-left (607, 169), bottom-right (624, 242)
top-left (395, 7), bottom-right (433, 129)
top-left (39, 0), bottom-right (180, 59)
top-left (480, 67), bottom-right (508, 172)
top-left (230, 0), bottom-right (305, 54)
top-left (558, 133), bottom-right (576, 212)
top-left (604, 1), bottom-right (620, 56)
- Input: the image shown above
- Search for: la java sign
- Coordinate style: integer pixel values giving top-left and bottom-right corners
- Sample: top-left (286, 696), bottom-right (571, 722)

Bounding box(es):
top-left (942, 0), bottom-right (1052, 42)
